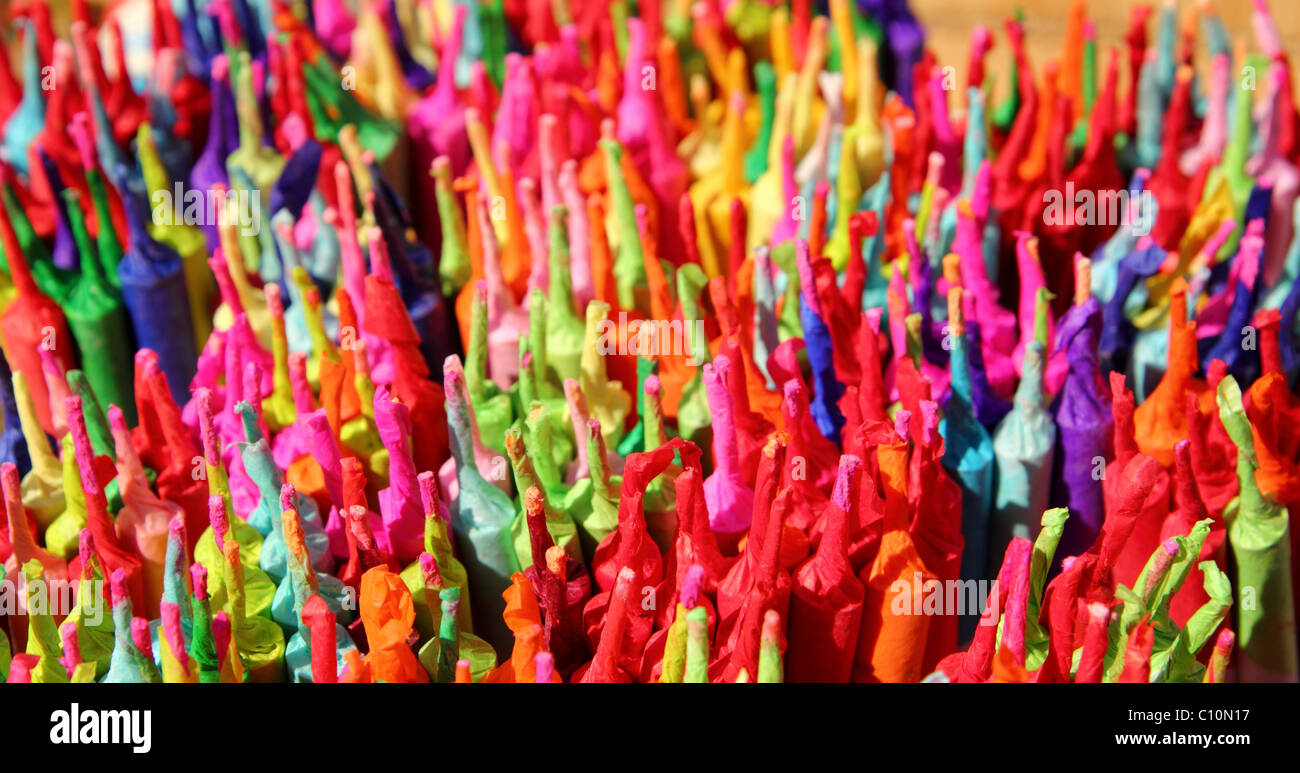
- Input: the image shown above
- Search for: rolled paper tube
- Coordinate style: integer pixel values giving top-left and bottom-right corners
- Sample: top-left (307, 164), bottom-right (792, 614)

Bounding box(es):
top-left (438, 588), bottom-right (462, 683)
top-left (1199, 234), bottom-right (1265, 378)
top-left (271, 138), bottom-right (324, 221)
top-left (517, 489), bottom-right (584, 670)
top-left (534, 651), bottom-right (555, 684)
top-left (562, 380), bottom-right (593, 483)
top-left (1074, 259), bottom-right (1091, 306)
top-left (638, 377), bottom-right (680, 546)
top-left (326, 168), bottom-right (365, 329)
top-left (221, 527), bottom-right (287, 683)
top-left (407, 477), bottom-right (466, 605)
top-left (855, 413), bottom-right (937, 683)
top-left (682, 604), bottom-right (710, 684)
top-left (188, 563), bottom-right (221, 683)
top-left (446, 348), bottom-right (508, 475)
top-left (133, 358), bottom-right (207, 552)
top-left (1131, 281), bottom-right (1201, 466)
top-left (38, 348), bottom-right (72, 439)
top-left (795, 244), bottom-right (846, 442)
top-left (371, 235), bottom-right (455, 386)
top-left (1025, 509), bottom-right (1069, 671)
top-left (1, 19), bottom-right (45, 176)
top-left (262, 284), bottom-right (298, 433)
top-left (1011, 235), bottom-right (1049, 371)
top-left (102, 568), bottom-right (141, 683)
top-left (9, 371), bottom-right (62, 525)
top-left (65, 530), bottom-right (114, 675)
top-left (42, 438), bottom-right (87, 559)
top-left (212, 611), bottom-right (239, 683)
top-left (303, 411), bottom-right (345, 511)
top-left (990, 341), bottom-right (1055, 576)
top-left (208, 495), bottom-right (230, 553)
top-left (67, 396), bottom-right (144, 610)
top-left (658, 599), bottom-right (690, 685)
top-left (415, 471), bottom-right (473, 629)
top-left (3, 461), bottom-right (67, 581)
top-left (1159, 447), bottom-right (1222, 627)
top-left (159, 517), bottom-right (193, 635)
top-left (674, 462), bottom-right (729, 596)
top-left (0, 221), bottom-right (73, 435)
top-left (702, 358), bottom-right (755, 549)
top-left (59, 621), bottom-right (81, 679)
top-left (361, 257), bottom-right (451, 478)
top-left (506, 423), bottom-right (581, 567)
top-left (1217, 377), bottom-right (1299, 681)
top-left (475, 200), bottom-right (525, 385)
top-left (431, 156), bottom-right (471, 297)
top-left (993, 538), bottom-right (1033, 678)
top-left (1052, 294), bottom-right (1112, 563)
top-left (1108, 374), bottom-right (1173, 591)
top-left (132, 128), bottom-right (213, 349)
top-left (6, 654), bottom-right (39, 683)
top-left (274, 503), bottom-right (354, 642)
top-left (1118, 621), bottom-right (1156, 683)
top-left (615, 355), bottom-right (652, 457)
top-left (940, 536), bottom-right (1008, 684)
top-left (543, 206), bottom-right (585, 385)
top-left (109, 376), bottom-right (167, 535)
top-left (129, 617), bottom-right (162, 683)
top-left (1130, 540), bottom-right (1185, 637)
top-left (288, 352), bottom-right (316, 416)
top-left (578, 417), bottom-right (622, 554)
top-left (719, 479), bottom-right (794, 681)
top-left (579, 301), bottom-right (631, 448)
top-left (757, 609), bottom-right (784, 683)
top-left (581, 566), bottom-right (637, 683)
top-left (301, 594), bottom-right (338, 683)
top-left (1095, 458), bottom-right (1166, 608)
top-left (1040, 456), bottom-right (1161, 683)
top-left (241, 437), bottom-right (333, 586)
top-left (160, 601), bottom-right (196, 683)
top-left (942, 288), bottom-right (995, 587)
top-left (411, 552), bottom-right (445, 641)
top-left (717, 431), bottom-right (785, 632)
top-left (787, 455), bottom-right (864, 682)
top-left (115, 182), bottom-right (198, 408)
top-left (443, 361), bottom-right (516, 650)
top-left (196, 388), bottom-right (232, 505)
top-left (1075, 603), bottom-right (1113, 683)
top-left (19, 559), bottom-right (66, 683)
top-left (592, 441), bottom-right (700, 620)
top-left (347, 505), bottom-right (391, 573)
top-left (59, 190), bottom-right (135, 418)
top-left (65, 371), bottom-right (113, 458)
top-left (373, 388), bottom-right (425, 564)
top-left (1203, 628), bottom-right (1235, 684)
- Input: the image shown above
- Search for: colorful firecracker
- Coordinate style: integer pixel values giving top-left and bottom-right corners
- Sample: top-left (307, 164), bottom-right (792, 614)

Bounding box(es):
top-left (0, 0), bottom-right (1296, 686)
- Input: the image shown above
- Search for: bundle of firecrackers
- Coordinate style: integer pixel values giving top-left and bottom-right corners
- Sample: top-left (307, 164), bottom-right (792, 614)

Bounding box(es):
top-left (0, 0), bottom-right (1296, 684)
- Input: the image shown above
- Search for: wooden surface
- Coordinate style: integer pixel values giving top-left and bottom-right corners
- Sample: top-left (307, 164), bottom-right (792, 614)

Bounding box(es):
top-left (912, 0), bottom-right (1299, 91)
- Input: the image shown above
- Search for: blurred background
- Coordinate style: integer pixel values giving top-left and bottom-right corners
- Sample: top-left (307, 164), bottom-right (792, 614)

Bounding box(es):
top-left (912, 0), bottom-right (1299, 73)
top-left (15, 1), bottom-right (1300, 121)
